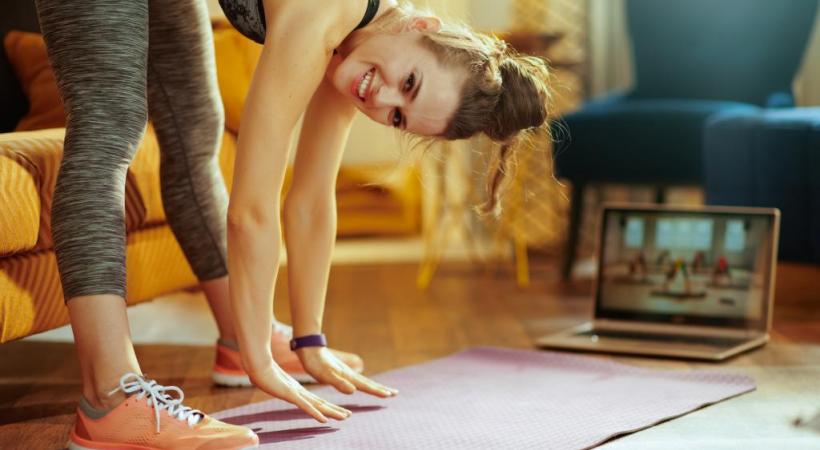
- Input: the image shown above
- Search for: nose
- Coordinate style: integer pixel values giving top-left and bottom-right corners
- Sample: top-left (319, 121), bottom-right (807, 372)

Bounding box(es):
top-left (372, 85), bottom-right (404, 108)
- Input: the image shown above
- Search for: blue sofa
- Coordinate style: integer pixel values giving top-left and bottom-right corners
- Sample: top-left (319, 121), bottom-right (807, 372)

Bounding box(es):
top-left (553, 0), bottom-right (818, 278)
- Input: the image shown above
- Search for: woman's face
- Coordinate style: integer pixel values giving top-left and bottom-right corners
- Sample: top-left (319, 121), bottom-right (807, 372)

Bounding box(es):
top-left (329, 19), bottom-right (467, 136)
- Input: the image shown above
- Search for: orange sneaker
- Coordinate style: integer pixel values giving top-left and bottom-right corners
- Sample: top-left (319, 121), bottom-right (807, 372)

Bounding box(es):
top-left (68, 373), bottom-right (258, 450)
top-left (212, 321), bottom-right (364, 387)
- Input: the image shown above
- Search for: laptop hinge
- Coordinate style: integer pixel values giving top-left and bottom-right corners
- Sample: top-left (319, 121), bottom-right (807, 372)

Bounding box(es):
top-left (592, 319), bottom-right (761, 339)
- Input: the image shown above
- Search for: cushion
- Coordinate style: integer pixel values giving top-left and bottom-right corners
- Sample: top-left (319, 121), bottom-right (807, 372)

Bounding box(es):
top-left (335, 165), bottom-right (422, 237)
top-left (704, 108), bottom-right (820, 263)
top-left (212, 21), bottom-right (262, 134)
top-left (4, 25), bottom-right (261, 134)
top-left (0, 129), bottom-right (148, 254)
top-left (0, 225), bottom-right (196, 343)
top-left (3, 31), bottom-right (65, 131)
top-left (0, 143), bottom-right (40, 256)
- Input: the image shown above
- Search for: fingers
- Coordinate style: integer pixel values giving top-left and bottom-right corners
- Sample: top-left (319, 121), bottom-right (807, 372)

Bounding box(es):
top-left (327, 373), bottom-right (357, 395)
top-left (346, 371), bottom-right (398, 398)
top-left (283, 388), bottom-right (328, 423)
top-left (303, 390), bottom-right (351, 419)
top-left (270, 372), bottom-right (340, 423)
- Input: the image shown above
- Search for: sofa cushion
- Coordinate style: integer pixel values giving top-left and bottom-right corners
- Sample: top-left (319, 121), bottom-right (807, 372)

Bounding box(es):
top-left (334, 165), bottom-right (422, 237)
top-left (554, 95), bottom-right (760, 184)
top-left (0, 141), bottom-right (40, 256)
top-left (212, 22), bottom-right (262, 135)
top-left (0, 225), bottom-right (197, 343)
top-left (3, 31), bottom-right (65, 131)
top-left (4, 25), bottom-right (261, 135)
top-left (0, 129), bottom-right (148, 255)
top-left (704, 108), bottom-right (820, 263)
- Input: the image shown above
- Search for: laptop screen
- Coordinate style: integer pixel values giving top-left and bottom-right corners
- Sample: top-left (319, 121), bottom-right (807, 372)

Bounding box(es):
top-left (595, 206), bottom-right (778, 329)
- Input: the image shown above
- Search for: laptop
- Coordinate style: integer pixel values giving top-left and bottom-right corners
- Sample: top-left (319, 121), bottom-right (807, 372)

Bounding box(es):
top-left (538, 204), bottom-right (780, 361)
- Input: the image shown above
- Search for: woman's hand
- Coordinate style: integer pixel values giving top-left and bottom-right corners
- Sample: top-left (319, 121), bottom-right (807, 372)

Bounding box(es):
top-left (296, 347), bottom-right (399, 398)
top-left (247, 362), bottom-right (352, 423)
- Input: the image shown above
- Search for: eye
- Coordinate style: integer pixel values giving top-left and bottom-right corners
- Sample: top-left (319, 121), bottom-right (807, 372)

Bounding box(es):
top-left (404, 73), bottom-right (415, 92)
top-left (392, 109), bottom-right (403, 128)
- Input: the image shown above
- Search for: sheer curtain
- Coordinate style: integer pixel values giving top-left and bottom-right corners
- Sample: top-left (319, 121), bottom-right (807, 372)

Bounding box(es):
top-left (794, 9), bottom-right (820, 106)
top-left (587, 0), bottom-right (632, 97)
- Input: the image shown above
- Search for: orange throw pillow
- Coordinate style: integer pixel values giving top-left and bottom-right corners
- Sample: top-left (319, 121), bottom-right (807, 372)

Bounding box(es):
top-left (3, 31), bottom-right (66, 131)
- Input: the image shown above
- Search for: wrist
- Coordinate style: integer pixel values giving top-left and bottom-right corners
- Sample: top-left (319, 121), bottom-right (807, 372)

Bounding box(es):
top-left (292, 322), bottom-right (322, 338)
top-left (292, 316), bottom-right (322, 338)
top-left (244, 359), bottom-right (276, 382)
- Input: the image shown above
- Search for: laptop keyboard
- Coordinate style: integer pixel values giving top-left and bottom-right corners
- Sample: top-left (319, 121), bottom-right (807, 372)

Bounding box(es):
top-left (577, 329), bottom-right (749, 348)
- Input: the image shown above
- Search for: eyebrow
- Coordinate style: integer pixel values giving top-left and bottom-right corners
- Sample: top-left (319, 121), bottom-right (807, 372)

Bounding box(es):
top-left (404, 72), bottom-right (423, 130)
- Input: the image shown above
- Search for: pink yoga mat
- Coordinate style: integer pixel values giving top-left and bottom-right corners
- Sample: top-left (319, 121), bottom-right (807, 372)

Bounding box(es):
top-left (214, 347), bottom-right (754, 449)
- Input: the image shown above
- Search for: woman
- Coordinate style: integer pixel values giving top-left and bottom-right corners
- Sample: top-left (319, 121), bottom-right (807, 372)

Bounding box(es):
top-left (226, 0), bottom-right (551, 428)
top-left (37, 0), bottom-right (550, 448)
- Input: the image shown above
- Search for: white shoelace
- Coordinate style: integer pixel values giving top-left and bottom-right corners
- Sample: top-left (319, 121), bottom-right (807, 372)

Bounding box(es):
top-left (108, 373), bottom-right (203, 433)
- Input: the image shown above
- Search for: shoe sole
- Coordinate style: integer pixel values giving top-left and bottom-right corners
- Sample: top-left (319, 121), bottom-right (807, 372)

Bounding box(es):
top-left (212, 370), bottom-right (316, 387)
top-left (69, 441), bottom-right (258, 450)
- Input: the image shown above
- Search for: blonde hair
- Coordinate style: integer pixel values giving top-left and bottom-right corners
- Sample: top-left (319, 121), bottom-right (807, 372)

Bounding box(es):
top-left (370, 2), bottom-right (553, 215)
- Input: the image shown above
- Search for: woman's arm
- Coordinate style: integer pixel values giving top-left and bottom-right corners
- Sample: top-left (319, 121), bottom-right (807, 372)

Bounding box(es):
top-left (283, 77), bottom-right (355, 340)
top-left (283, 77), bottom-right (395, 398)
top-left (227, 3), bottom-right (349, 422)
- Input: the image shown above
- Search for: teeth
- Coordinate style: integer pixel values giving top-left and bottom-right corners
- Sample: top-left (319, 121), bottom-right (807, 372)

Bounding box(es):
top-left (358, 69), bottom-right (373, 100)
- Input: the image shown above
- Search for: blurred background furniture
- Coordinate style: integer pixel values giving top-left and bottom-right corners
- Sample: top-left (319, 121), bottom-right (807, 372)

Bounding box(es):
top-left (704, 108), bottom-right (820, 265)
top-left (554, 0), bottom-right (819, 279)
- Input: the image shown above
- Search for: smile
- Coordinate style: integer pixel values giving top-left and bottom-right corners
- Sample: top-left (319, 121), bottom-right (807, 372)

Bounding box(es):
top-left (355, 68), bottom-right (375, 101)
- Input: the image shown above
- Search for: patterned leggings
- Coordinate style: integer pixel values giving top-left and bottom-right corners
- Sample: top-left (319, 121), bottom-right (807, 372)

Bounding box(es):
top-left (35, 0), bottom-right (229, 300)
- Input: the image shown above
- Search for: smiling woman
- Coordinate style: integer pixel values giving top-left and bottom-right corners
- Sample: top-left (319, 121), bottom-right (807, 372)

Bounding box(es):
top-left (326, 2), bottom-right (553, 212)
top-left (219, 0), bottom-right (553, 438)
top-left (329, 17), bottom-right (467, 137)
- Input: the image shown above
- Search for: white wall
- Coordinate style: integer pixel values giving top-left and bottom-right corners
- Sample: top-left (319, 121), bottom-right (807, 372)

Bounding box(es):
top-left (470, 0), bottom-right (512, 29)
top-left (794, 11), bottom-right (820, 106)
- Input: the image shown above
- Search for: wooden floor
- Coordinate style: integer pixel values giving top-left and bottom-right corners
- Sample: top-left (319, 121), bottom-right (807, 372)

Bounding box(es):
top-left (1, 261), bottom-right (819, 449)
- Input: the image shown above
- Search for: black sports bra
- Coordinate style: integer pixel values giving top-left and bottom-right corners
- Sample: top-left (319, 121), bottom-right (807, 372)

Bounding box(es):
top-left (220, 0), bottom-right (380, 45)
top-left (356, 0), bottom-right (381, 30)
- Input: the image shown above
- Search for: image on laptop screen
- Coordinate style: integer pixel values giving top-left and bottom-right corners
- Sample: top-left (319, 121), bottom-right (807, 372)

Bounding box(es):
top-left (597, 209), bottom-right (776, 328)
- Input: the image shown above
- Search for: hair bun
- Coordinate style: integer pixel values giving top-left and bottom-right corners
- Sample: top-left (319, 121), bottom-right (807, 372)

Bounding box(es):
top-left (485, 55), bottom-right (549, 142)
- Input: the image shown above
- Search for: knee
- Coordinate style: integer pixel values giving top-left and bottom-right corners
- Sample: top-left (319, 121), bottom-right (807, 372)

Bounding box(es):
top-left (66, 100), bottom-right (149, 154)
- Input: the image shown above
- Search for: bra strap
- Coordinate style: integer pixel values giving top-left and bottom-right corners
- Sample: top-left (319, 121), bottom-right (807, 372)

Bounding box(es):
top-left (355, 0), bottom-right (380, 30)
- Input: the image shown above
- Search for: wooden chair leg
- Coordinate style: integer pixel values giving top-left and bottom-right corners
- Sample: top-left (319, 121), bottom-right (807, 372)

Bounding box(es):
top-left (562, 182), bottom-right (584, 281)
top-left (514, 236), bottom-right (530, 287)
top-left (655, 186), bottom-right (667, 204)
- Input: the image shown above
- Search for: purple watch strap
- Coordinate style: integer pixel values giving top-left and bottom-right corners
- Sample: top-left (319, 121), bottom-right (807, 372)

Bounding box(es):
top-left (290, 333), bottom-right (327, 351)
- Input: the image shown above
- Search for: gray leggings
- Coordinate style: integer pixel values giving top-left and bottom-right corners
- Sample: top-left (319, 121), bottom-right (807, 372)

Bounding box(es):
top-left (35, 0), bottom-right (229, 300)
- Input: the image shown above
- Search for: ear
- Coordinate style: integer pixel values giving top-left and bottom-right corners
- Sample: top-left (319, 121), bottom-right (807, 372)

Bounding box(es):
top-left (406, 16), bottom-right (442, 32)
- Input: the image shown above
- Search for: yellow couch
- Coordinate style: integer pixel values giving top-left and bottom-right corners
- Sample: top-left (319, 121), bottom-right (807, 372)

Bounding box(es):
top-left (0, 21), bottom-right (420, 344)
